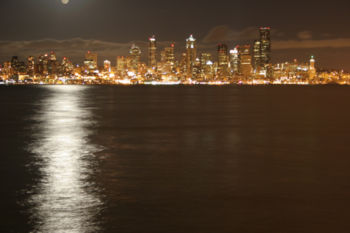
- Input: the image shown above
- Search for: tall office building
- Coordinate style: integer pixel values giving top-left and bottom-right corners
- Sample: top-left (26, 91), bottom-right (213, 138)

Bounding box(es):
top-left (104, 60), bottom-right (111, 72)
top-left (259, 27), bottom-right (271, 66)
top-left (179, 53), bottom-right (187, 74)
top-left (116, 56), bottom-right (127, 72)
top-left (148, 36), bottom-right (157, 69)
top-left (217, 44), bottom-right (229, 74)
top-left (165, 44), bottom-right (175, 65)
top-left (85, 51), bottom-right (98, 70)
top-left (49, 51), bottom-right (57, 62)
top-left (11, 56), bottom-right (19, 72)
top-left (129, 44), bottom-right (141, 72)
top-left (160, 44), bottom-right (176, 74)
top-left (309, 55), bottom-right (316, 80)
top-left (200, 53), bottom-right (212, 68)
top-left (27, 56), bottom-right (35, 76)
top-left (253, 40), bottom-right (262, 70)
top-left (229, 47), bottom-right (240, 75)
top-left (239, 45), bottom-right (252, 77)
top-left (48, 51), bottom-right (58, 75)
top-left (61, 57), bottom-right (73, 75)
top-left (186, 35), bottom-right (197, 76)
top-left (200, 53), bottom-right (213, 80)
top-left (37, 55), bottom-right (46, 75)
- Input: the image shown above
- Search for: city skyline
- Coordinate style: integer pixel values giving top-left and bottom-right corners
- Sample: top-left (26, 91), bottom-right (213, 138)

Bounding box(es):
top-left (1, 0), bottom-right (350, 70)
top-left (1, 27), bottom-right (348, 86)
top-left (2, 1), bottom-right (350, 233)
top-left (0, 28), bottom-right (343, 71)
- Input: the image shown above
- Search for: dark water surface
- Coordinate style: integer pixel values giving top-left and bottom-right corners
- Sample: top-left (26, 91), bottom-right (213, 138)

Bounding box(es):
top-left (1, 85), bottom-right (350, 233)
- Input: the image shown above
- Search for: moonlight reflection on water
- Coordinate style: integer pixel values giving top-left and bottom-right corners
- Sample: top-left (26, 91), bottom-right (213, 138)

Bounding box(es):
top-left (27, 86), bottom-right (102, 233)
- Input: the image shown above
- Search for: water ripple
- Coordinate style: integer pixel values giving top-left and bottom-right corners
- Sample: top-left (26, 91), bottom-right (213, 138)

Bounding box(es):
top-left (27, 86), bottom-right (103, 233)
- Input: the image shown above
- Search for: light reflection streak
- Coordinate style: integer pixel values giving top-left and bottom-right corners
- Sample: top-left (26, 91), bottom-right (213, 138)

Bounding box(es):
top-left (28, 86), bottom-right (102, 233)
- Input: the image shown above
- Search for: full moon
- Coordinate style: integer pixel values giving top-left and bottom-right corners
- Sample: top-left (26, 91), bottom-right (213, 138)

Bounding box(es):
top-left (61, 0), bottom-right (69, 5)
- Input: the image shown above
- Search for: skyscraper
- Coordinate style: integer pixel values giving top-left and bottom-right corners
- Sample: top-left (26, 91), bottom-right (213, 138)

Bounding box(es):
top-left (85, 51), bottom-right (98, 71)
top-left (48, 51), bottom-right (58, 75)
top-left (217, 44), bottom-right (229, 74)
top-left (165, 44), bottom-right (175, 65)
top-left (309, 55), bottom-right (316, 80)
top-left (186, 35), bottom-right (197, 77)
top-left (129, 44), bottom-right (141, 72)
top-left (27, 56), bottom-right (35, 76)
top-left (104, 60), bottom-right (111, 72)
top-left (200, 53), bottom-right (213, 80)
top-left (200, 53), bottom-right (212, 68)
top-left (229, 47), bottom-right (240, 75)
top-left (259, 27), bottom-right (271, 66)
top-left (148, 36), bottom-right (157, 69)
top-left (116, 56), bottom-right (127, 72)
top-left (49, 51), bottom-right (57, 62)
top-left (160, 44), bottom-right (176, 74)
top-left (239, 45), bottom-right (252, 77)
top-left (11, 56), bottom-right (19, 73)
top-left (61, 57), bottom-right (73, 75)
top-left (253, 40), bottom-right (261, 70)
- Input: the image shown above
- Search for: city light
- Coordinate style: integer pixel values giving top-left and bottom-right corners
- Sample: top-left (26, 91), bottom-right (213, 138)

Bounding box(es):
top-left (0, 27), bottom-right (349, 86)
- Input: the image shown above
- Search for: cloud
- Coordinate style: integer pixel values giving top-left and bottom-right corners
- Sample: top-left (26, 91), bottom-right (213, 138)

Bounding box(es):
top-left (297, 31), bottom-right (313, 40)
top-left (2, 36), bottom-right (350, 69)
top-left (0, 38), bottom-right (174, 64)
top-left (202, 25), bottom-right (259, 43)
top-left (273, 38), bottom-right (350, 50)
top-left (202, 25), bottom-right (284, 44)
top-left (201, 26), bottom-right (350, 50)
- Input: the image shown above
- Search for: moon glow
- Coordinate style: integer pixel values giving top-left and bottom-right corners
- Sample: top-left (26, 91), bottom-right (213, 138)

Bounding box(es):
top-left (61, 0), bottom-right (69, 5)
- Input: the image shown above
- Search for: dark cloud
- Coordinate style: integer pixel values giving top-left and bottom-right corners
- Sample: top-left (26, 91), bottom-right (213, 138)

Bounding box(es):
top-left (274, 38), bottom-right (350, 50)
top-left (0, 38), bottom-right (174, 65)
top-left (202, 26), bottom-right (285, 44)
top-left (1, 36), bottom-right (350, 70)
top-left (202, 26), bottom-right (259, 43)
top-left (297, 31), bottom-right (313, 40)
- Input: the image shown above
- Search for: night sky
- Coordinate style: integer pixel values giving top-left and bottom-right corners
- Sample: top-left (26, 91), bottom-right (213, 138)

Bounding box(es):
top-left (0, 0), bottom-right (350, 70)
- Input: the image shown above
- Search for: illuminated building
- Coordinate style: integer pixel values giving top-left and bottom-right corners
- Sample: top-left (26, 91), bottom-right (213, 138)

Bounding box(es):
top-left (179, 53), bottom-right (187, 75)
top-left (4, 26), bottom-right (350, 86)
top-left (2, 61), bottom-right (12, 77)
top-left (84, 51), bottom-right (98, 71)
top-left (85, 51), bottom-right (97, 65)
top-left (104, 60), bottom-right (111, 72)
top-left (253, 40), bottom-right (261, 70)
top-left (309, 55), bottom-right (316, 80)
top-left (165, 44), bottom-right (175, 66)
top-left (50, 51), bottom-right (57, 62)
top-left (160, 44), bottom-right (176, 74)
top-left (217, 44), bottom-right (229, 75)
top-left (11, 56), bottom-right (26, 74)
top-left (61, 57), bottom-right (73, 75)
top-left (11, 56), bottom-right (19, 73)
top-left (148, 36), bottom-right (157, 69)
top-left (27, 56), bottom-right (35, 76)
top-left (259, 27), bottom-right (271, 66)
top-left (192, 58), bottom-right (201, 78)
top-left (200, 53), bottom-right (213, 80)
top-left (239, 45), bottom-right (252, 77)
top-left (186, 35), bottom-right (197, 77)
top-left (229, 47), bottom-right (240, 75)
top-left (48, 51), bottom-right (58, 75)
top-left (129, 44), bottom-right (141, 72)
top-left (37, 55), bottom-right (46, 75)
top-left (116, 56), bottom-right (127, 72)
top-left (126, 57), bottom-right (133, 71)
top-left (200, 53), bottom-right (212, 68)
top-left (84, 60), bottom-right (96, 72)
